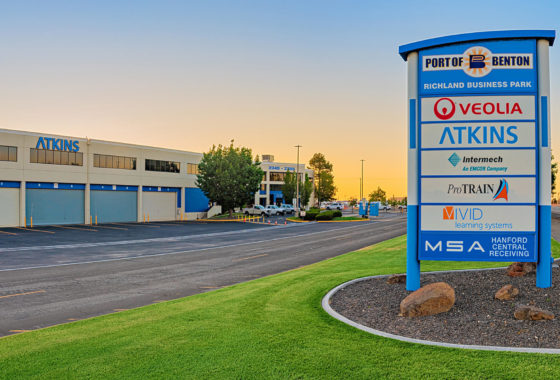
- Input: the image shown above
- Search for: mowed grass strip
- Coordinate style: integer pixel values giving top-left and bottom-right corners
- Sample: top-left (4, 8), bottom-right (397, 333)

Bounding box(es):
top-left (1, 237), bottom-right (559, 379)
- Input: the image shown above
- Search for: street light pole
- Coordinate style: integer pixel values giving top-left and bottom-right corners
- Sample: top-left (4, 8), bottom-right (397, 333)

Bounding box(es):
top-left (360, 159), bottom-right (365, 201)
top-left (295, 145), bottom-right (302, 211)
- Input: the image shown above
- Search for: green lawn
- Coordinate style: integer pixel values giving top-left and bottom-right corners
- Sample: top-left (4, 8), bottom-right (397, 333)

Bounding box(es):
top-left (209, 212), bottom-right (244, 219)
top-left (1, 237), bottom-right (559, 379)
top-left (332, 216), bottom-right (364, 221)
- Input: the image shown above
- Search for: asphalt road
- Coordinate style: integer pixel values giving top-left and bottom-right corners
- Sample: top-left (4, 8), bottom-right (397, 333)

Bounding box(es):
top-left (0, 214), bottom-right (406, 336)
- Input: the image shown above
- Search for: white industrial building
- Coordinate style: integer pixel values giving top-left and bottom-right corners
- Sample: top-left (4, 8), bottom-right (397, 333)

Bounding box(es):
top-left (0, 129), bottom-right (312, 227)
top-left (255, 154), bottom-right (314, 207)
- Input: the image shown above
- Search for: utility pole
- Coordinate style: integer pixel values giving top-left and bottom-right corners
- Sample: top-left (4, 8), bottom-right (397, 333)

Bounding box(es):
top-left (360, 159), bottom-right (365, 201)
top-left (295, 145), bottom-right (302, 211)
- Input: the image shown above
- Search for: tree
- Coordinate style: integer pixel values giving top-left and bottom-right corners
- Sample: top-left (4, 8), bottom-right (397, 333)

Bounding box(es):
top-left (309, 153), bottom-right (336, 204)
top-left (552, 154), bottom-right (558, 196)
top-left (316, 171), bottom-right (336, 203)
top-left (300, 174), bottom-right (313, 207)
top-left (368, 187), bottom-right (386, 203)
top-left (282, 171), bottom-right (296, 205)
top-left (196, 141), bottom-right (264, 217)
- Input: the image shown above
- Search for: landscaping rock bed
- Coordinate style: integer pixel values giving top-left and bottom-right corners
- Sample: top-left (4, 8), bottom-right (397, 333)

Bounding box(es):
top-left (330, 266), bottom-right (560, 348)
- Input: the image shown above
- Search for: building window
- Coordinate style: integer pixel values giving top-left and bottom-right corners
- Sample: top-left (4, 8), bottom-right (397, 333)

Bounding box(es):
top-left (30, 148), bottom-right (83, 166)
top-left (93, 154), bottom-right (136, 170)
top-left (0, 145), bottom-right (17, 162)
top-left (187, 163), bottom-right (199, 175)
top-left (145, 159), bottom-right (180, 173)
top-left (260, 184), bottom-right (266, 191)
top-left (269, 172), bottom-right (287, 182)
top-left (270, 184), bottom-right (283, 192)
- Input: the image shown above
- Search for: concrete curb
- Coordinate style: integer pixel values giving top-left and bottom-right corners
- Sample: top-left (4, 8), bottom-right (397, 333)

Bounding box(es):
top-left (322, 267), bottom-right (560, 355)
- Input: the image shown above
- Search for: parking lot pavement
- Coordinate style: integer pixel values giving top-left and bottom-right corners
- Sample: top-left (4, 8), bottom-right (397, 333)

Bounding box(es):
top-left (0, 220), bottom-right (274, 249)
top-left (0, 215), bottom-right (406, 336)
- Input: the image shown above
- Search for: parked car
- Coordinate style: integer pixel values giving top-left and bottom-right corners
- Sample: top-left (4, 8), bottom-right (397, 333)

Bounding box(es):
top-left (265, 205), bottom-right (284, 216)
top-left (380, 203), bottom-right (392, 211)
top-left (326, 202), bottom-right (343, 210)
top-left (243, 205), bottom-right (271, 216)
top-left (398, 205), bottom-right (407, 211)
top-left (281, 204), bottom-right (295, 214)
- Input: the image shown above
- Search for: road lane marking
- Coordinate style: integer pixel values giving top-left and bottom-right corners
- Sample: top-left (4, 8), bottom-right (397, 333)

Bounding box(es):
top-left (0, 230), bottom-right (17, 236)
top-left (14, 227), bottom-right (55, 234)
top-left (233, 253), bottom-right (268, 262)
top-left (0, 221), bottom-right (406, 271)
top-left (0, 219), bottom-right (380, 253)
top-left (53, 225), bottom-right (98, 232)
top-left (9, 330), bottom-right (32, 333)
top-left (67, 318), bottom-right (78, 321)
top-left (0, 289), bottom-right (46, 299)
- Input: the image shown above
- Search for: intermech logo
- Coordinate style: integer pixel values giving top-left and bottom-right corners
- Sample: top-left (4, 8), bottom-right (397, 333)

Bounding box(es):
top-left (448, 153), bottom-right (461, 167)
top-left (433, 98), bottom-right (523, 120)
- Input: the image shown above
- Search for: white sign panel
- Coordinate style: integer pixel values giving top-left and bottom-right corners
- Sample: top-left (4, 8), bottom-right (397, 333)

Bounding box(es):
top-left (421, 205), bottom-right (536, 232)
top-left (421, 122), bottom-right (535, 149)
top-left (421, 95), bottom-right (535, 122)
top-left (421, 177), bottom-right (535, 203)
top-left (421, 149), bottom-right (535, 176)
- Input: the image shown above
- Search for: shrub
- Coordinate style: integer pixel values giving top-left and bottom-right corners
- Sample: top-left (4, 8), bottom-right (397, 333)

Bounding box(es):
top-left (315, 210), bottom-right (335, 221)
top-left (333, 210), bottom-right (342, 217)
top-left (303, 210), bottom-right (320, 221)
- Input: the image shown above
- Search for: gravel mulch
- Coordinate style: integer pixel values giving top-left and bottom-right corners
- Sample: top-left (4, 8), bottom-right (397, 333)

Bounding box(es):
top-left (330, 266), bottom-right (560, 348)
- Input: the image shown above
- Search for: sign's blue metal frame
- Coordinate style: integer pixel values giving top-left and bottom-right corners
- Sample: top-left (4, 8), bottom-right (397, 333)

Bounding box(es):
top-left (399, 30), bottom-right (555, 290)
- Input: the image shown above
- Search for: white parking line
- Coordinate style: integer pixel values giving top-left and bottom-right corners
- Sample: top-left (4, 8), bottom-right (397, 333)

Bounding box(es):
top-left (0, 222), bottom-right (403, 272)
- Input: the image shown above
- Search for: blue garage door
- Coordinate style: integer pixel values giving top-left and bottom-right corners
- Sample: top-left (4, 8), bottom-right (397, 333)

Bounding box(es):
top-left (26, 188), bottom-right (85, 225)
top-left (91, 190), bottom-right (137, 223)
top-left (185, 188), bottom-right (210, 212)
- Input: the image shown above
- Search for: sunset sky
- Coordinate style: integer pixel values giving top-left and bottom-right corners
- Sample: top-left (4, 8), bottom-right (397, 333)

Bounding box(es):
top-left (0, 1), bottom-right (558, 199)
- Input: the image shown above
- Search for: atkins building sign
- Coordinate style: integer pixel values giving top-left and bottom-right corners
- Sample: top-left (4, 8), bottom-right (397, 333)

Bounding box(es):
top-left (399, 30), bottom-right (555, 290)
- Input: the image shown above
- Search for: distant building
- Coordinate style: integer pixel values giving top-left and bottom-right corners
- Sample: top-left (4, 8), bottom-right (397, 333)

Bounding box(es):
top-left (255, 155), bottom-right (314, 206)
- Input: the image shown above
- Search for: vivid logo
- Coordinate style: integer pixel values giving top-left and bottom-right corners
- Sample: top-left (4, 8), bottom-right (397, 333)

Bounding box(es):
top-left (443, 206), bottom-right (454, 220)
top-left (443, 206), bottom-right (483, 221)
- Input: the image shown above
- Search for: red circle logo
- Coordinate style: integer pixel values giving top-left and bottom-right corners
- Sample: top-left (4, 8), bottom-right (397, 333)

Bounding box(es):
top-left (434, 98), bottom-right (455, 120)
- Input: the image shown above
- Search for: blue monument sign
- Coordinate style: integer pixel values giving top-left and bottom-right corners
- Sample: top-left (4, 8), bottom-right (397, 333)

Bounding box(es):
top-left (399, 30), bottom-right (555, 290)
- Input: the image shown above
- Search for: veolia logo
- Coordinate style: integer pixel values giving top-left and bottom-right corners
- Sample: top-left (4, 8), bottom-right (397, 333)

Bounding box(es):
top-left (434, 98), bottom-right (455, 120)
top-left (433, 98), bottom-right (523, 120)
